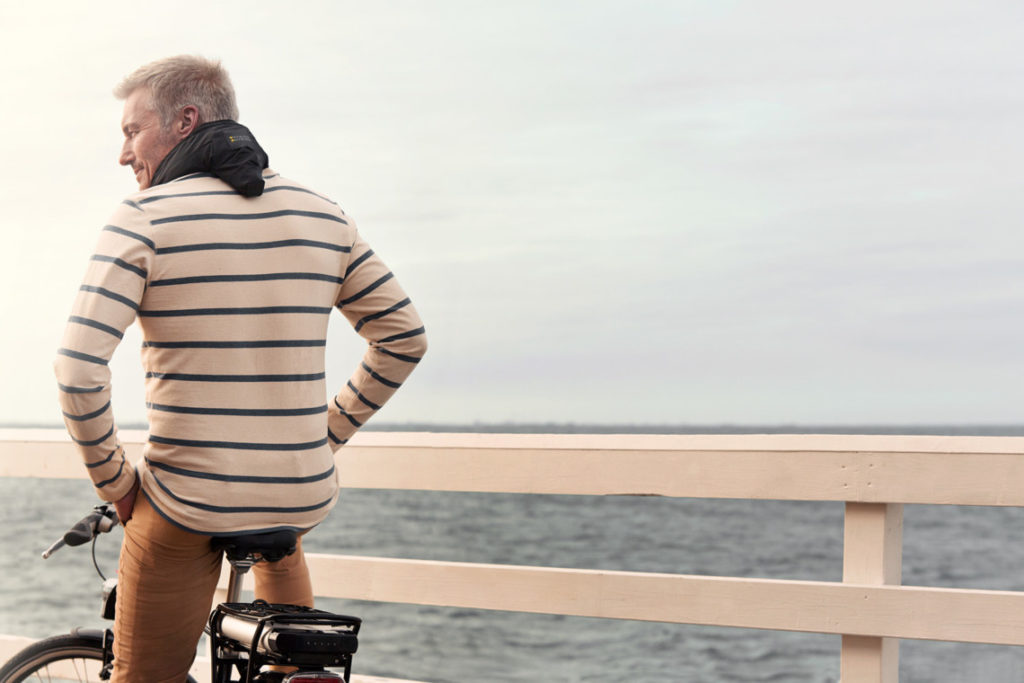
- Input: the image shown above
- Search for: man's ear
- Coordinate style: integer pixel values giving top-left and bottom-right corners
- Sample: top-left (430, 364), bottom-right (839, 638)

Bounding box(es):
top-left (176, 105), bottom-right (200, 139)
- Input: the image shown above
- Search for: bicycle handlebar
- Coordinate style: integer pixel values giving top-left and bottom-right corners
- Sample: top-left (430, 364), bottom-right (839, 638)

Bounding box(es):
top-left (42, 503), bottom-right (120, 559)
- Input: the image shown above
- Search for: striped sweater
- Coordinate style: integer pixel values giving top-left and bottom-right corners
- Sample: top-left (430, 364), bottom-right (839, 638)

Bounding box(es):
top-left (54, 170), bottom-right (426, 534)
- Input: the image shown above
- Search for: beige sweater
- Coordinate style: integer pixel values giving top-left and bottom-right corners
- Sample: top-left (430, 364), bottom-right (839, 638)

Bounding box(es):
top-left (54, 170), bottom-right (426, 534)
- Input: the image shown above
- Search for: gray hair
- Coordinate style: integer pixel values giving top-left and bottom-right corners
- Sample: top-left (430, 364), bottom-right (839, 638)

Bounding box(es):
top-left (114, 55), bottom-right (239, 128)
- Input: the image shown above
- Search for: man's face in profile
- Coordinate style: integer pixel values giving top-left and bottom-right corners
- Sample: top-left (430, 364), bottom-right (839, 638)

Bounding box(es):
top-left (118, 88), bottom-right (178, 190)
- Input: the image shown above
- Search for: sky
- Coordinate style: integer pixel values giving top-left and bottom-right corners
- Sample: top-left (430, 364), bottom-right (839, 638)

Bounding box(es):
top-left (1, 1), bottom-right (1022, 427)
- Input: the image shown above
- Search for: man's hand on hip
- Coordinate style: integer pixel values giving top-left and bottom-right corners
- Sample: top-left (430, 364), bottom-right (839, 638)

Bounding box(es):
top-left (115, 477), bottom-right (141, 524)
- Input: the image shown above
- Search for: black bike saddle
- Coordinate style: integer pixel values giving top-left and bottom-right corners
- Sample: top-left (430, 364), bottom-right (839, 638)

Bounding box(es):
top-left (212, 530), bottom-right (298, 563)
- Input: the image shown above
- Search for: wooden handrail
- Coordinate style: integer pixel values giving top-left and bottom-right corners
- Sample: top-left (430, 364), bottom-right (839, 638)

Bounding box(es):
top-left (4, 429), bottom-right (1024, 504)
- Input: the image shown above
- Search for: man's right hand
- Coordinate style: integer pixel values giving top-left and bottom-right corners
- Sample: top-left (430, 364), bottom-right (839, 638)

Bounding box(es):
top-left (114, 477), bottom-right (141, 524)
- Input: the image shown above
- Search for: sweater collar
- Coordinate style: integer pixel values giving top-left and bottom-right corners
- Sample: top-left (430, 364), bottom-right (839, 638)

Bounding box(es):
top-left (150, 120), bottom-right (270, 197)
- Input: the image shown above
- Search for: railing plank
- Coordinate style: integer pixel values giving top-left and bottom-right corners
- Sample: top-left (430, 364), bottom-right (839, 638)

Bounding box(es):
top-left (213, 554), bottom-right (1024, 646)
top-left (6, 428), bottom-right (1024, 505)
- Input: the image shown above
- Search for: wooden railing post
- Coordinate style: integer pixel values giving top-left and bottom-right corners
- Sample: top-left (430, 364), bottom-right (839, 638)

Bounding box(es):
top-left (841, 502), bottom-right (903, 682)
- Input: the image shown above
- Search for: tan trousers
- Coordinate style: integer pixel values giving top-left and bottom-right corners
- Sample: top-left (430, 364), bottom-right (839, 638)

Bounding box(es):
top-left (111, 494), bottom-right (314, 683)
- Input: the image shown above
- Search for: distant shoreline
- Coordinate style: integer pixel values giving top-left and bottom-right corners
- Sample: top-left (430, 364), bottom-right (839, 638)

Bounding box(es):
top-left (5, 422), bottom-right (1024, 436)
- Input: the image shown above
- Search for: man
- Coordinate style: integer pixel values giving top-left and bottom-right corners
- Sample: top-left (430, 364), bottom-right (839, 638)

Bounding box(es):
top-left (53, 55), bottom-right (427, 682)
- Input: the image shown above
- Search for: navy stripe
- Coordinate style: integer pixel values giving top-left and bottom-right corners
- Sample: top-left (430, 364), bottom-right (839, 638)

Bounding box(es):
top-left (150, 472), bottom-right (334, 514)
top-left (263, 184), bottom-right (337, 205)
top-left (150, 272), bottom-right (344, 287)
top-left (334, 398), bottom-right (363, 428)
top-left (142, 339), bottom-right (326, 349)
top-left (122, 199), bottom-right (143, 211)
top-left (344, 249), bottom-right (374, 278)
top-left (140, 189), bottom-right (236, 204)
top-left (59, 383), bottom-right (105, 394)
top-left (91, 254), bottom-right (147, 278)
top-left (147, 402), bottom-right (328, 417)
top-left (338, 272), bottom-right (394, 307)
top-left (67, 316), bottom-right (124, 340)
top-left (73, 425), bottom-right (115, 447)
top-left (361, 361), bottom-right (401, 389)
top-left (380, 326), bottom-right (426, 344)
top-left (139, 184), bottom-right (336, 206)
top-left (57, 348), bottom-right (109, 366)
top-left (156, 239), bottom-right (350, 255)
top-left (151, 209), bottom-right (347, 226)
top-left (147, 458), bottom-right (335, 484)
top-left (347, 380), bottom-right (382, 410)
top-left (327, 428), bottom-right (341, 444)
top-left (85, 448), bottom-right (117, 469)
top-left (146, 371), bottom-right (325, 383)
top-left (173, 172), bottom-right (215, 182)
top-left (63, 401), bottom-right (112, 422)
top-left (143, 492), bottom-right (309, 536)
top-left (95, 458), bottom-right (125, 489)
top-left (355, 297), bottom-right (411, 333)
top-left (80, 285), bottom-right (139, 311)
top-left (139, 306), bottom-right (331, 317)
top-left (149, 434), bottom-right (329, 451)
top-left (378, 347), bottom-right (423, 364)
top-left (103, 225), bottom-right (155, 250)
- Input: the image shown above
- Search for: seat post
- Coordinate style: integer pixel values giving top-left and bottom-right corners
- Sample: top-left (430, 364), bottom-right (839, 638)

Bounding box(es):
top-left (224, 559), bottom-right (254, 603)
top-left (213, 529), bottom-right (298, 604)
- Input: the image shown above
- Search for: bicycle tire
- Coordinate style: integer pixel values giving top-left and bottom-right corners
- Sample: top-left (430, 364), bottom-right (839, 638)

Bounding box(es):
top-left (0, 633), bottom-right (107, 683)
top-left (0, 632), bottom-right (199, 683)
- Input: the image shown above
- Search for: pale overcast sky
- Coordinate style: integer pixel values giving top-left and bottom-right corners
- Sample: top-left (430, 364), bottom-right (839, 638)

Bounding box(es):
top-left (1, 1), bottom-right (1022, 427)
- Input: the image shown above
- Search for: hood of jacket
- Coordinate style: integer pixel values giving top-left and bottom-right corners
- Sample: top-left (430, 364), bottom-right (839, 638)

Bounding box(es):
top-left (150, 120), bottom-right (270, 197)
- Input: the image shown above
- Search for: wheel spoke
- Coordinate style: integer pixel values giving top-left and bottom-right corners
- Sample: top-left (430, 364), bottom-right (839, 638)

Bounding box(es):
top-left (22, 656), bottom-right (103, 681)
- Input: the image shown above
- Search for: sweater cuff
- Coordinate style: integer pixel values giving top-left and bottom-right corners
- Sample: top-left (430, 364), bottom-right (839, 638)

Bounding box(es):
top-left (96, 462), bottom-right (139, 503)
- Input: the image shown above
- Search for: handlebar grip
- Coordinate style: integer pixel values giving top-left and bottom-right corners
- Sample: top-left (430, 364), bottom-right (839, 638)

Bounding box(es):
top-left (64, 515), bottom-right (99, 547)
top-left (42, 504), bottom-right (119, 558)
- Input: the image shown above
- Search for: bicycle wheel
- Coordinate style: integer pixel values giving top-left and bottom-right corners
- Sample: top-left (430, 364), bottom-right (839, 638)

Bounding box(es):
top-left (0, 633), bottom-right (107, 682)
top-left (0, 632), bottom-right (202, 683)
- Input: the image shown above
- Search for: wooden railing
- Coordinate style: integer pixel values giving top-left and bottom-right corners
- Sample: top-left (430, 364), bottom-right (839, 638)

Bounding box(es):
top-left (3, 428), bottom-right (1024, 682)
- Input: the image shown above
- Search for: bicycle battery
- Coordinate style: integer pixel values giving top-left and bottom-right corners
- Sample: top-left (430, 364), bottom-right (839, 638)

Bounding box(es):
top-left (211, 600), bottom-right (361, 667)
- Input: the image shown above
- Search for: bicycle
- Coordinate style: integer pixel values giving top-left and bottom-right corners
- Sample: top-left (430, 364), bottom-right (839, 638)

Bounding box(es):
top-left (0, 503), bottom-right (361, 683)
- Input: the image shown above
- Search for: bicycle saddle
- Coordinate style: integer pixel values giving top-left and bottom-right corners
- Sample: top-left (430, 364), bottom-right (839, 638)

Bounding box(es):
top-left (212, 530), bottom-right (298, 563)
